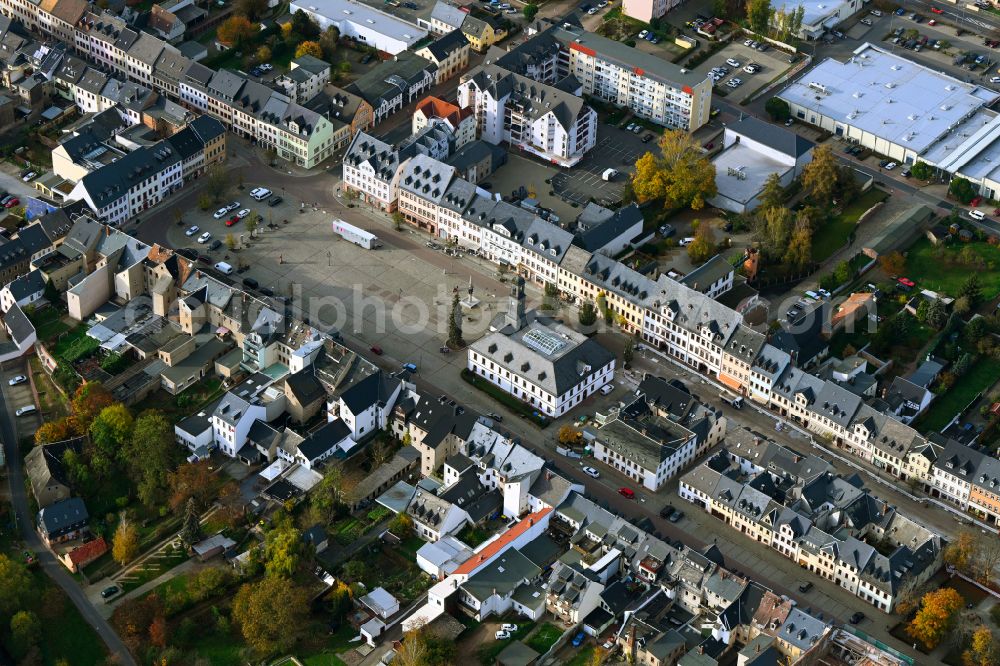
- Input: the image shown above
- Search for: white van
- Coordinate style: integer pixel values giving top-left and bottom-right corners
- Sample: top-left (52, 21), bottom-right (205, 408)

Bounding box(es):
top-left (599, 383), bottom-right (614, 395)
top-left (214, 261), bottom-right (234, 275)
top-left (602, 168), bottom-right (619, 181)
top-left (970, 209), bottom-right (986, 221)
top-left (251, 187), bottom-right (272, 201)
top-left (16, 405), bottom-right (36, 416)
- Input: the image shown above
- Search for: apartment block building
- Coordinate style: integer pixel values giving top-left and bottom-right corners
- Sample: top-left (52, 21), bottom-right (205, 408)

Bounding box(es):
top-left (458, 64), bottom-right (596, 167)
top-left (489, 21), bottom-right (712, 131)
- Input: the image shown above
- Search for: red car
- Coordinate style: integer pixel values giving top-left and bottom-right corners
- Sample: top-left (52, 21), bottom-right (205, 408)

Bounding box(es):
top-left (930, 6), bottom-right (943, 13)
top-left (225, 215), bottom-right (239, 226)
top-left (370, 345), bottom-right (383, 355)
top-left (618, 487), bottom-right (635, 499)
top-left (971, 196), bottom-right (982, 207)
top-left (4, 197), bottom-right (18, 208)
top-left (897, 277), bottom-right (916, 290)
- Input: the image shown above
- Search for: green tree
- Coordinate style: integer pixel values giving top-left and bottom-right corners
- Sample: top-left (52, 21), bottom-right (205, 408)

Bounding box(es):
top-left (264, 525), bottom-right (303, 577)
top-left (623, 337), bottom-right (635, 366)
top-left (911, 161), bottom-right (933, 180)
top-left (801, 144), bottom-right (839, 204)
top-left (759, 173), bottom-right (785, 211)
top-left (833, 260), bottom-right (853, 285)
top-left (579, 300), bottom-right (598, 327)
top-left (225, 233), bottom-right (236, 251)
top-left (245, 211), bottom-right (260, 238)
top-left (126, 412), bottom-right (182, 507)
top-left (0, 555), bottom-right (32, 617)
top-left (236, 0), bottom-right (268, 19)
top-left (198, 193), bottom-right (212, 211)
top-left (747, 0), bottom-right (773, 34)
top-left (9, 611), bottom-right (41, 659)
top-left (523, 2), bottom-right (538, 20)
top-left (343, 559), bottom-right (368, 582)
top-left (388, 512), bottom-right (413, 539)
top-left (631, 130), bottom-right (717, 210)
top-left (310, 467), bottom-right (347, 524)
top-left (291, 9), bottom-right (320, 39)
top-left (597, 294), bottom-right (613, 325)
top-left (447, 292), bottom-right (464, 347)
top-left (181, 497), bottom-right (202, 546)
top-left (232, 576), bottom-right (310, 655)
top-left (319, 26), bottom-right (340, 60)
top-left (112, 517), bottom-right (139, 566)
top-left (255, 45), bottom-right (272, 64)
top-left (926, 298), bottom-right (948, 329)
top-left (69, 382), bottom-right (114, 436)
top-left (961, 274), bottom-right (984, 306)
top-left (753, 205), bottom-right (793, 261)
top-left (391, 211), bottom-right (405, 231)
top-left (765, 97), bottom-right (790, 122)
top-left (950, 177), bottom-right (977, 204)
top-left (90, 403), bottom-right (134, 478)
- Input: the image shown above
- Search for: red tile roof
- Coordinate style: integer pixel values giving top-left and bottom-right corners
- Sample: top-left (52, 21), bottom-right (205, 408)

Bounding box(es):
top-left (453, 507), bottom-right (551, 575)
top-left (68, 537), bottom-right (107, 565)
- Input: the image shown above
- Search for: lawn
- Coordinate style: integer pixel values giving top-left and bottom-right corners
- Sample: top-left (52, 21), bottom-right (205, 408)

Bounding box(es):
top-left (183, 630), bottom-right (246, 666)
top-left (299, 624), bottom-right (356, 666)
top-left (132, 378), bottom-right (224, 421)
top-left (919, 356), bottom-right (1000, 432)
top-left (29, 355), bottom-right (68, 418)
top-left (567, 645), bottom-right (597, 666)
top-left (812, 189), bottom-right (889, 262)
top-left (51, 324), bottom-right (95, 361)
top-left (905, 237), bottom-right (1000, 299)
top-left (525, 622), bottom-right (563, 654)
top-left (117, 542), bottom-right (190, 592)
top-left (28, 307), bottom-right (72, 342)
top-left (25, 570), bottom-right (109, 666)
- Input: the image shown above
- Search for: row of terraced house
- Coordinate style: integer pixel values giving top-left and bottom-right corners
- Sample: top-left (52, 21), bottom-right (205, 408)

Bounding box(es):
top-left (342, 132), bottom-right (1000, 526)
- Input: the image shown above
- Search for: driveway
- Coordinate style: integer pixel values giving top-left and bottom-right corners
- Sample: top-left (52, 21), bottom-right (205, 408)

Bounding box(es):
top-left (0, 361), bottom-right (138, 666)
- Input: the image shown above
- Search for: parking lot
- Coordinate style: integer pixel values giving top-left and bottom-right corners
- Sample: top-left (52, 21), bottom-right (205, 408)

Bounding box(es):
top-left (689, 40), bottom-right (795, 104)
top-left (2, 368), bottom-right (39, 438)
top-left (551, 126), bottom-right (652, 207)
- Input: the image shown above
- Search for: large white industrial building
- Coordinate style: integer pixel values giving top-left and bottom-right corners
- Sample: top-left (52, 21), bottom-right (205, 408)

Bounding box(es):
top-left (779, 43), bottom-right (1000, 197)
top-left (289, 0), bottom-right (427, 54)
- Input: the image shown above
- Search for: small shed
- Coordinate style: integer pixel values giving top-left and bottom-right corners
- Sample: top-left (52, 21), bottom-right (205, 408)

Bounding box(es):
top-left (361, 617), bottom-right (385, 647)
top-left (191, 534), bottom-right (236, 561)
top-left (360, 587), bottom-right (400, 619)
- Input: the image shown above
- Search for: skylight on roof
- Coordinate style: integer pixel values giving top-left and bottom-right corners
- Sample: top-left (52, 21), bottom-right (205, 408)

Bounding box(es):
top-left (523, 328), bottom-right (567, 356)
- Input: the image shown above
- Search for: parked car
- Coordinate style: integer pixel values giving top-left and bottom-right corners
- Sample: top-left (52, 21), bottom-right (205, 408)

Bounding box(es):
top-left (501, 624), bottom-right (518, 632)
top-left (487, 412), bottom-right (503, 422)
top-left (725, 58), bottom-right (741, 67)
top-left (370, 345), bottom-right (383, 355)
top-left (185, 225), bottom-right (200, 236)
top-left (582, 466), bottom-right (601, 479)
top-left (237, 208), bottom-right (251, 219)
top-left (15, 405), bottom-right (36, 416)
top-left (798, 581), bottom-right (814, 593)
top-left (884, 161), bottom-right (897, 170)
top-left (208, 240), bottom-right (223, 251)
top-left (930, 6), bottom-right (943, 12)
top-left (971, 196), bottom-right (983, 207)
top-left (242, 277), bottom-right (259, 290)
top-left (259, 287), bottom-right (274, 297)
top-left (638, 29), bottom-right (648, 39)
top-left (226, 215), bottom-right (239, 227)
top-left (268, 195), bottom-right (283, 207)
top-left (213, 207), bottom-right (229, 219)
top-left (572, 632), bottom-right (586, 647)
top-left (678, 236), bottom-right (695, 246)
top-left (618, 487), bottom-right (635, 499)
top-left (495, 631), bottom-right (511, 640)
top-left (668, 510), bottom-right (683, 522)
top-left (197, 232), bottom-right (212, 244)
top-left (641, 133), bottom-right (655, 143)
top-left (4, 197), bottom-right (18, 208)
top-left (21, 171), bottom-right (36, 182)
top-left (226, 201), bottom-right (241, 212)
top-left (849, 612), bottom-right (866, 624)
top-left (8, 375), bottom-right (26, 386)
top-left (101, 585), bottom-right (119, 600)
top-left (659, 504), bottom-right (676, 519)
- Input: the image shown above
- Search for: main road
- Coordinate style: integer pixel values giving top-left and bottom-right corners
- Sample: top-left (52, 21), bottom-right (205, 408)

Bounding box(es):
top-left (0, 361), bottom-right (138, 666)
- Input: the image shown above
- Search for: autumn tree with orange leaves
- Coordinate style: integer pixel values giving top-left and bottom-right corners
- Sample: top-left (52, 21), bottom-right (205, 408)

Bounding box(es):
top-left (907, 587), bottom-right (963, 650)
top-left (631, 130), bottom-right (716, 211)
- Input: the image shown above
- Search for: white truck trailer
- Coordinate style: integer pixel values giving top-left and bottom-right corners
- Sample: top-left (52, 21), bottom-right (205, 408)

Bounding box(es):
top-left (332, 219), bottom-right (381, 249)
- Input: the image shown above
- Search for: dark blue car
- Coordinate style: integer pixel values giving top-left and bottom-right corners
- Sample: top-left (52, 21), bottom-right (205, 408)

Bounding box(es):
top-left (572, 632), bottom-right (586, 647)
